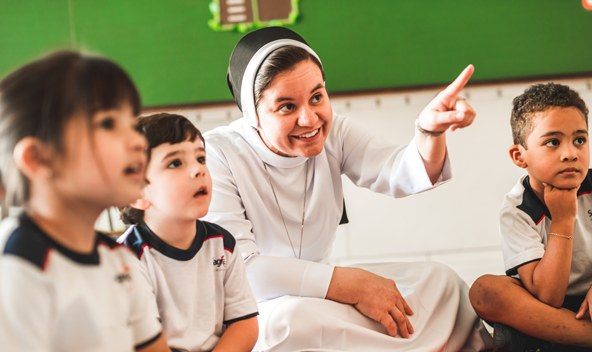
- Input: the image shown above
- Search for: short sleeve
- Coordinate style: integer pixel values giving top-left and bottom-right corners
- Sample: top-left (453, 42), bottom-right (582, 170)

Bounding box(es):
top-left (0, 257), bottom-right (53, 352)
top-left (122, 251), bottom-right (163, 347)
top-left (499, 202), bottom-right (545, 277)
top-left (222, 247), bottom-right (258, 324)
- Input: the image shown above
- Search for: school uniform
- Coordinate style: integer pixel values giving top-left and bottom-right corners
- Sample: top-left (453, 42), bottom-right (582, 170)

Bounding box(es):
top-left (501, 171), bottom-right (592, 297)
top-left (119, 220), bottom-right (258, 351)
top-left (0, 213), bottom-right (162, 352)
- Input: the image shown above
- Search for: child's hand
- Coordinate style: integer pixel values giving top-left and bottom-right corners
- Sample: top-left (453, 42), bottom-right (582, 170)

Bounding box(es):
top-left (543, 183), bottom-right (578, 223)
top-left (575, 286), bottom-right (592, 320)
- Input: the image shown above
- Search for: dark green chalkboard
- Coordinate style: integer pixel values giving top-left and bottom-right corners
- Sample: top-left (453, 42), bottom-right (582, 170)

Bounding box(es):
top-left (1, 1), bottom-right (591, 107)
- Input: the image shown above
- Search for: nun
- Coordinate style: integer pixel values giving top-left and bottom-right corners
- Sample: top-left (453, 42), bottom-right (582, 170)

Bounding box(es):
top-left (203, 26), bottom-right (491, 351)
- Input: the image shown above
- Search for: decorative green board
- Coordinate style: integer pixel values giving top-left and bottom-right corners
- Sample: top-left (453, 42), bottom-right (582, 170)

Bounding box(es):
top-left (0, 1), bottom-right (591, 107)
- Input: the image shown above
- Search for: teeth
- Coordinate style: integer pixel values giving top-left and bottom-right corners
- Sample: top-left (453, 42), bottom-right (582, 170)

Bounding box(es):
top-left (298, 129), bottom-right (319, 138)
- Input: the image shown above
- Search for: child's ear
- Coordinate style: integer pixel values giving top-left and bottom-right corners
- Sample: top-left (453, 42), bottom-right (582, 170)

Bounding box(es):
top-left (13, 137), bottom-right (53, 179)
top-left (509, 144), bottom-right (527, 169)
top-left (130, 198), bottom-right (151, 211)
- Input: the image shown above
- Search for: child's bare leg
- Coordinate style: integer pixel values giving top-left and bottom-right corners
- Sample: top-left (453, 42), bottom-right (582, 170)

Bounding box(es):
top-left (469, 274), bottom-right (592, 347)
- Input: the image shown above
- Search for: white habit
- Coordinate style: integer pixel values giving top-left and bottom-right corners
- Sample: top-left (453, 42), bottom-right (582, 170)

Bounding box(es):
top-left (203, 115), bottom-right (490, 351)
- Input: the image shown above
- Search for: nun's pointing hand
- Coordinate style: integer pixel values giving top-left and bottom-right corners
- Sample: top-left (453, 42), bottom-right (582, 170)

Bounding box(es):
top-left (416, 64), bottom-right (476, 135)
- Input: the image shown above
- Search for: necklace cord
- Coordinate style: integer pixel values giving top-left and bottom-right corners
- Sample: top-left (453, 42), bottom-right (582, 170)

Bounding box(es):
top-left (263, 159), bottom-right (309, 259)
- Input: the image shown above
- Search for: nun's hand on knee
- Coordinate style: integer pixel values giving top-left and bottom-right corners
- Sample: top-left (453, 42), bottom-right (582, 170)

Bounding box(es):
top-left (326, 267), bottom-right (414, 338)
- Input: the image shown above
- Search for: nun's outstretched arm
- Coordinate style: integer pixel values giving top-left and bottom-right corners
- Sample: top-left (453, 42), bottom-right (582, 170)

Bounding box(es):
top-left (414, 64), bottom-right (476, 184)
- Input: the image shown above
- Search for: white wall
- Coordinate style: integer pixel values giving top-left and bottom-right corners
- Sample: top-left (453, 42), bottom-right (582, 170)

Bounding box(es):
top-left (95, 77), bottom-right (592, 285)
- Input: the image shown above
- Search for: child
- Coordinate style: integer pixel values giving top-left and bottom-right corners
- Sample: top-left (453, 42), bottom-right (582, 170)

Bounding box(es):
top-left (469, 83), bottom-right (592, 350)
top-left (118, 113), bottom-right (259, 351)
top-left (0, 51), bottom-right (168, 351)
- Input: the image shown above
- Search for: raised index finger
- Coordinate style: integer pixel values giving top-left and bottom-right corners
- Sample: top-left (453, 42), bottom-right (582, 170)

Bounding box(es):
top-left (441, 64), bottom-right (474, 99)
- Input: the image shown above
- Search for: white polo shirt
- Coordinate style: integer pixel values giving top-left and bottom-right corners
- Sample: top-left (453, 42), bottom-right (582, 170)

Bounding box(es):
top-left (119, 220), bottom-right (258, 351)
top-left (0, 213), bottom-right (162, 352)
top-left (500, 172), bottom-right (592, 295)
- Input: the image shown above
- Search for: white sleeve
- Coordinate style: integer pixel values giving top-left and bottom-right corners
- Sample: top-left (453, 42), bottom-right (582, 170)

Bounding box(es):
top-left (335, 115), bottom-right (451, 196)
top-left (122, 251), bottom-right (163, 348)
top-left (245, 255), bottom-right (334, 301)
top-left (117, 228), bottom-right (161, 320)
top-left (499, 204), bottom-right (545, 276)
top-left (0, 258), bottom-right (52, 352)
top-left (204, 139), bottom-right (335, 301)
top-left (223, 247), bottom-right (258, 322)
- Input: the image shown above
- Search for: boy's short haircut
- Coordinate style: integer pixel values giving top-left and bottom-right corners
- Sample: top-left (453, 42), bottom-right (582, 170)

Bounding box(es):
top-left (511, 82), bottom-right (589, 148)
top-left (119, 112), bottom-right (204, 225)
top-left (138, 112), bottom-right (204, 161)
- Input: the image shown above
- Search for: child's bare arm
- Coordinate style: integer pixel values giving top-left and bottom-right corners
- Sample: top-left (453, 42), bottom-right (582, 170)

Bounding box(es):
top-left (136, 334), bottom-right (169, 352)
top-left (518, 183), bottom-right (577, 307)
top-left (213, 316), bottom-right (258, 352)
top-left (470, 275), bottom-right (592, 346)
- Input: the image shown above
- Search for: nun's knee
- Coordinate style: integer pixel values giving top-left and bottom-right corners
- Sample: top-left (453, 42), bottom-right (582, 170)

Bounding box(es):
top-left (264, 298), bottom-right (321, 340)
top-left (424, 261), bottom-right (468, 292)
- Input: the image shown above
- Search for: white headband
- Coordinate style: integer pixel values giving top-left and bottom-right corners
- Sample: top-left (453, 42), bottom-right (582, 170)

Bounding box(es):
top-left (239, 39), bottom-right (322, 127)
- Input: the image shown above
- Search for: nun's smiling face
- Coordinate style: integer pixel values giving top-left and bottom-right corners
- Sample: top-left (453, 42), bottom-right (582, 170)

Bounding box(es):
top-left (255, 59), bottom-right (333, 158)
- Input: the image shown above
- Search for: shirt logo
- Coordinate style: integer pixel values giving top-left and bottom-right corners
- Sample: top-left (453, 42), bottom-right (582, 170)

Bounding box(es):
top-left (212, 255), bottom-right (226, 268)
top-left (588, 209), bottom-right (592, 220)
top-left (115, 263), bottom-right (132, 283)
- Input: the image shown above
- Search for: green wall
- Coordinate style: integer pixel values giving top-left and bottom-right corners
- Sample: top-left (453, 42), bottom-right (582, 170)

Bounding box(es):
top-left (1, 1), bottom-right (591, 107)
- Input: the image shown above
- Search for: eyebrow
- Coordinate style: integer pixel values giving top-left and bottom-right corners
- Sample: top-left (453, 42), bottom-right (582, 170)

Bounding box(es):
top-left (161, 150), bottom-right (181, 161)
top-left (309, 83), bottom-right (324, 94)
top-left (160, 146), bottom-right (205, 161)
top-left (539, 129), bottom-right (588, 138)
top-left (274, 83), bottom-right (325, 103)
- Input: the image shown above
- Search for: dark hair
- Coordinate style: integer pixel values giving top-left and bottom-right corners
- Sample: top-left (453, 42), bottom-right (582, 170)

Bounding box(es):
top-left (254, 45), bottom-right (325, 109)
top-left (119, 112), bottom-right (204, 225)
top-left (511, 83), bottom-right (589, 148)
top-left (0, 50), bottom-right (140, 207)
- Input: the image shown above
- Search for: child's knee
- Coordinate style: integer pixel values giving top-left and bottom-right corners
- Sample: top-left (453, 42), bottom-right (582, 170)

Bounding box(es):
top-left (469, 274), bottom-right (506, 320)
